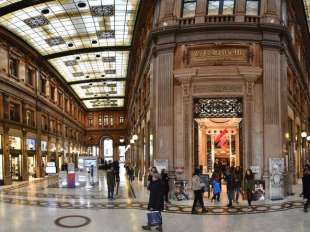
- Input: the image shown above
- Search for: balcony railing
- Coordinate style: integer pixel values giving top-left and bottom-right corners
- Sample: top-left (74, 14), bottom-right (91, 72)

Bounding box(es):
top-left (245, 15), bottom-right (260, 23)
top-left (177, 17), bottom-right (195, 26)
top-left (205, 15), bottom-right (235, 23)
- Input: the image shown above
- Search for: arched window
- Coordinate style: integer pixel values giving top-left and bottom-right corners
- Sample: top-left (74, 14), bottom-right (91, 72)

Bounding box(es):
top-left (103, 138), bottom-right (113, 162)
top-left (207, 0), bottom-right (235, 15)
top-left (182, 0), bottom-right (197, 18)
top-left (246, 0), bottom-right (260, 16)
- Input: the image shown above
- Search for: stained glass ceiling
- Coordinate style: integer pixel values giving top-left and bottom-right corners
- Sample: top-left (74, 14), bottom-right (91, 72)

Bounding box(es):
top-left (0, 0), bottom-right (139, 108)
top-left (305, 0), bottom-right (310, 29)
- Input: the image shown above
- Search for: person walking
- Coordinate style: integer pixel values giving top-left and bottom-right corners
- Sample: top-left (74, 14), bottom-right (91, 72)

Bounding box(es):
top-left (234, 166), bottom-right (242, 203)
top-left (302, 165), bottom-right (310, 212)
top-left (161, 169), bottom-right (170, 204)
top-left (106, 165), bottom-right (115, 200)
top-left (225, 167), bottom-right (235, 207)
top-left (244, 168), bottom-right (255, 207)
top-left (142, 173), bottom-right (164, 231)
top-left (191, 168), bottom-right (208, 214)
top-left (147, 167), bottom-right (158, 189)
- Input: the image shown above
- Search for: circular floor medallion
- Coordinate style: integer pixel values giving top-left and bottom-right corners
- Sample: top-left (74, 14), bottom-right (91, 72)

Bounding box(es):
top-left (55, 215), bottom-right (91, 228)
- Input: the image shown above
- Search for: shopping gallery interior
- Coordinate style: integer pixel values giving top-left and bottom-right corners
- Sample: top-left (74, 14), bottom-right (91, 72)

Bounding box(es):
top-left (0, 0), bottom-right (310, 231)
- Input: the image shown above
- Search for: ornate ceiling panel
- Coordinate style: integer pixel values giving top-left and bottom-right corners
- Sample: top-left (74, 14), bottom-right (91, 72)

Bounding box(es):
top-left (0, 0), bottom-right (139, 108)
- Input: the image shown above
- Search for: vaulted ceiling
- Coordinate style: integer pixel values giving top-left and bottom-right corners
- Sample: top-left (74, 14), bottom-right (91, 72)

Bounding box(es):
top-left (0, 0), bottom-right (139, 109)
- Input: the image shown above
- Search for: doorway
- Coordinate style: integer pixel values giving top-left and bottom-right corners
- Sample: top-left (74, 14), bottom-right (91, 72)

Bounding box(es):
top-left (193, 97), bottom-right (243, 174)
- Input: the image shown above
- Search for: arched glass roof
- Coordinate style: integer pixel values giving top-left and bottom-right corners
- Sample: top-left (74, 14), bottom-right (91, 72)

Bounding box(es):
top-left (305, 0), bottom-right (310, 29)
top-left (0, 0), bottom-right (139, 109)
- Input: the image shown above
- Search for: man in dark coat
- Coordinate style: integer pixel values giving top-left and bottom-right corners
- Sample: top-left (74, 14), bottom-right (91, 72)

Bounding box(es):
top-left (142, 173), bottom-right (164, 231)
top-left (225, 167), bottom-right (235, 207)
top-left (303, 166), bottom-right (310, 212)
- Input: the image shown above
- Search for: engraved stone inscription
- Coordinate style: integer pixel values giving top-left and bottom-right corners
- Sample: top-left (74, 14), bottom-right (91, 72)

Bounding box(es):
top-left (187, 45), bottom-right (249, 66)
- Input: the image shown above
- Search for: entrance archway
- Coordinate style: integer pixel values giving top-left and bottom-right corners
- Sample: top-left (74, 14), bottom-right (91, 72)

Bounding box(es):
top-left (193, 97), bottom-right (243, 173)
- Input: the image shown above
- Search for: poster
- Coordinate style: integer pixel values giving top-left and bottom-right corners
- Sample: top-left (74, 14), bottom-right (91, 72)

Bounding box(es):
top-left (154, 159), bottom-right (168, 173)
top-left (269, 158), bottom-right (284, 200)
top-left (26, 139), bottom-right (35, 150)
top-left (253, 180), bottom-right (265, 201)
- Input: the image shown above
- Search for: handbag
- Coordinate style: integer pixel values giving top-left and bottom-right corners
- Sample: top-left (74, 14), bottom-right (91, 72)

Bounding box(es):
top-left (147, 211), bottom-right (162, 226)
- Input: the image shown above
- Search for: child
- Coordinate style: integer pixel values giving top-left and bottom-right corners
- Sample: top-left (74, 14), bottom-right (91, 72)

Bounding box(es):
top-left (211, 176), bottom-right (221, 202)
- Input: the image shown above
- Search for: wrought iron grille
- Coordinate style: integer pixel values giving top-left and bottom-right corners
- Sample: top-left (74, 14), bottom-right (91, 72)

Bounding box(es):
top-left (193, 98), bottom-right (243, 118)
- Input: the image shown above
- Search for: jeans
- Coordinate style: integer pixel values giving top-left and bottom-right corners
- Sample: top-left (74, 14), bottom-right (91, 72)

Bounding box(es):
top-left (192, 190), bottom-right (205, 212)
top-left (234, 186), bottom-right (241, 202)
top-left (108, 187), bottom-right (114, 199)
top-left (227, 189), bottom-right (234, 205)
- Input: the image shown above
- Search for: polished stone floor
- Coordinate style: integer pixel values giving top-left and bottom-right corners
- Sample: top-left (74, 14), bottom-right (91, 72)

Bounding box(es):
top-left (0, 166), bottom-right (309, 232)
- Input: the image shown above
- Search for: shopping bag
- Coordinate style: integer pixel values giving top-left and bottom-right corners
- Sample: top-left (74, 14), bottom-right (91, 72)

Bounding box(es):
top-left (147, 211), bottom-right (162, 226)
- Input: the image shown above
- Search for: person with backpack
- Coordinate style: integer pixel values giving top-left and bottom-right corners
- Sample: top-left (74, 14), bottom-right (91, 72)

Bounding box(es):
top-left (191, 168), bottom-right (208, 214)
top-left (302, 165), bottom-right (310, 212)
top-left (142, 173), bottom-right (164, 231)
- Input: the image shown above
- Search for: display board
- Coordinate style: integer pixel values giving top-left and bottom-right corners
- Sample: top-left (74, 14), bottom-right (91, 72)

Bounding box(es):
top-left (154, 159), bottom-right (168, 173)
top-left (46, 166), bottom-right (56, 174)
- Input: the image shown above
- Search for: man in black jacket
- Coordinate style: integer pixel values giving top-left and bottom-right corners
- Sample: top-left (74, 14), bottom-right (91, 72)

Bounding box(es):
top-left (303, 166), bottom-right (310, 212)
top-left (142, 173), bottom-right (164, 231)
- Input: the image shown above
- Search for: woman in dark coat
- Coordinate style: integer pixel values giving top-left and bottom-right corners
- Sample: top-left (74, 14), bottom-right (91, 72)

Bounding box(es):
top-left (244, 169), bottom-right (255, 206)
top-left (142, 173), bottom-right (164, 231)
top-left (303, 166), bottom-right (310, 212)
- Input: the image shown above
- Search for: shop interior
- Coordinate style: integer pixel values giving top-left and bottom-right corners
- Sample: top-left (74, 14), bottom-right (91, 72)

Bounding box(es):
top-left (195, 118), bottom-right (242, 174)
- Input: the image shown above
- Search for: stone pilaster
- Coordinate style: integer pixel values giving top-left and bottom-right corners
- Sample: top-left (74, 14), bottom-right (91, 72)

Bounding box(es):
top-left (195, 0), bottom-right (207, 23)
top-left (3, 126), bottom-right (11, 185)
top-left (235, 0), bottom-right (246, 22)
top-left (21, 130), bottom-right (28, 181)
top-left (261, 0), bottom-right (281, 24)
top-left (153, 49), bottom-right (174, 171)
top-left (263, 47), bottom-right (284, 199)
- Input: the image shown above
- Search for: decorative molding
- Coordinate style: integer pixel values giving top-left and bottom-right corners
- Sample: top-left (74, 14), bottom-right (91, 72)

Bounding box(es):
top-left (193, 84), bottom-right (243, 94)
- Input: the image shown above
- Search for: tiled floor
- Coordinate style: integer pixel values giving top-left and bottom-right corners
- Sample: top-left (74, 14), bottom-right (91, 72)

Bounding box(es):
top-left (0, 166), bottom-right (309, 232)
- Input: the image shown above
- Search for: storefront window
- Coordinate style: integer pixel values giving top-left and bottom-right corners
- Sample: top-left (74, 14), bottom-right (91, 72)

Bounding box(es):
top-left (207, 0), bottom-right (235, 15)
top-left (41, 141), bottom-right (47, 151)
top-left (246, 0), bottom-right (260, 16)
top-left (182, 0), bottom-right (197, 18)
top-left (26, 139), bottom-right (35, 150)
top-left (104, 138), bottom-right (113, 162)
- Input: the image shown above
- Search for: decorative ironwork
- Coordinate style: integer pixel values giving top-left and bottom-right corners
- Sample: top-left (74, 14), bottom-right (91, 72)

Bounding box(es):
top-left (193, 98), bottom-right (243, 118)
top-left (72, 72), bottom-right (84, 77)
top-left (96, 30), bottom-right (115, 39)
top-left (23, 15), bottom-right (49, 28)
top-left (105, 69), bottom-right (116, 74)
top-left (45, 36), bottom-right (65, 46)
top-left (64, 60), bottom-right (78, 66)
top-left (90, 5), bottom-right (114, 17)
top-left (102, 57), bottom-right (116, 63)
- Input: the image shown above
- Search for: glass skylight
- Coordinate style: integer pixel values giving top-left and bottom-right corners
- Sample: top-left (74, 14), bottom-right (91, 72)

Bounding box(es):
top-left (83, 98), bottom-right (124, 108)
top-left (0, 0), bottom-right (139, 108)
